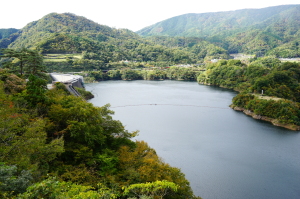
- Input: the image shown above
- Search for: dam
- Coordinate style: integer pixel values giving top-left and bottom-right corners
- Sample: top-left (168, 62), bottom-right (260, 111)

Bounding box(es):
top-left (49, 73), bottom-right (84, 97)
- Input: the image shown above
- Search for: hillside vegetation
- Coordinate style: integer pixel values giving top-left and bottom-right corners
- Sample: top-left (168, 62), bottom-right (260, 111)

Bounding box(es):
top-left (0, 49), bottom-right (200, 198)
top-left (1, 5), bottom-right (300, 198)
top-left (0, 29), bottom-right (19, 40)
top-left (0, 12), bottom-right (231, 71)
top-left (137, 5), bottom-right (300, 57)
top-left (197, 57), bottom-right (300, 129)
top-left (3, 6), bottom-right (300, 72)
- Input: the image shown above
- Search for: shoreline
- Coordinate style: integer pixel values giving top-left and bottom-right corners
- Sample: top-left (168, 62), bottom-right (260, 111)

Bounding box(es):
top-left (230, 105), bottom-right (300, 131)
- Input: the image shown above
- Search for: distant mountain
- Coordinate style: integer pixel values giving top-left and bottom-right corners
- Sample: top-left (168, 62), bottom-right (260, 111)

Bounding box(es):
top-left (0, 28), bottom-right (19, 39)
top-left (137, 5), bottom-right (299, 37)
top-left (137, 5), bottom-right (300, 57)
top-left (5, 12), bottom-right (139, 52)
top-left (0, 28), bottom-right (20, 48)
top-left (0, 12), bottom-right (231, 71)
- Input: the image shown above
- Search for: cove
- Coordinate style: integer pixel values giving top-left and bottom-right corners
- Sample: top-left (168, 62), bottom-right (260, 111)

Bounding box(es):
top-left (86, 80), bottom-right (300, 199)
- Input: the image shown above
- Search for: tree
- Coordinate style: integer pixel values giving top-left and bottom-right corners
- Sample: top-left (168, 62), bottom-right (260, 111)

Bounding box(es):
top-left (24, 74), bottom-right (48, 107)
top-left (0, 48), bottom-right (45, 77)
top-left (0, 81), bottom-right (64, 177)
top-left (123, 180), bottom-right (179, 199)
top-left (118, 141), bottom-right (195, 198)
top-left (18, 177), bottom-right (119, 199)
top-left (0, 164), bottom-right (33, 197)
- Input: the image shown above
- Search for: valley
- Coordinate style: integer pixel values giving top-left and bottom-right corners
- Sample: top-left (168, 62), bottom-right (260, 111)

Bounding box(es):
top-left (0, 4), bottom-right (300, 198)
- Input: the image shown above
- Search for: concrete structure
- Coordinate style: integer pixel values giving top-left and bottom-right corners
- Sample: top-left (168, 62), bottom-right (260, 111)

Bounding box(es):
top-left (49, 73), bottom-right (85, 97)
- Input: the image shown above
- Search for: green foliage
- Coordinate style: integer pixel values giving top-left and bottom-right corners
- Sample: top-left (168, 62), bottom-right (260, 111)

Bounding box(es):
top-left (87, 71), bottom-right (109, 81)
top-left (123, 180), bottom-right (179, 199)
top-left (0, 84), bottom-right (64, 177)
top-left (190, 40), bottom-right (229, 60)
top-left (121, 69), bottom-right (142, 80)
top-left (249, 57), bottom-right (281, 68)
top-left (74, 87), bottom-right (94, 100)
top-left (0, 69), bottom-right (26, 94)
top-left (18, 177), bottom-right (119, 199)
top-left (232, 94), bottom-right (255, 107)
top-left (232, 94), bottom-right (300, 125)
top-left (0, 164), bottom-right (33, 197)
top-left (138, 5), bottom-right (300, 57)
top-left (118, 141), bottom-right (195, 199)
top-left (0, 29), bottom-right (19, 40)
top-left (198, 58), bottom-right (300, 100)
top-left (0, 48), bottom-right (46, 77)
top-left (166, 66), bottom-right (201, 81)
top-left (138, 5), bottom-right (298, 37)
top-left (107, 69), bottom-right (122, 80)
top-left (199, 60), bottom-right (245, 89)
top-left (84, 67), bottom-right (202, 82)
top-left (267, 39), bottom-right (300, 58)
top-left (141, 69), bottom-right (166, 80)
top-left (0, 48), bottom-right (200, 198)
top-left (0, 12), bottom-right (232, 72)
top-left (24, 74), bottom-right (48, 107)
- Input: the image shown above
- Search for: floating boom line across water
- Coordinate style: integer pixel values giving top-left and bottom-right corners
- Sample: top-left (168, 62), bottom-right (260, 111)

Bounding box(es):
top-left (110, 104), bottom-right (230, 109)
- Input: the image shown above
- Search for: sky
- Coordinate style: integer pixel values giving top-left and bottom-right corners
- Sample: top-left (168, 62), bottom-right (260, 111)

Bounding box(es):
top-left (1, 0), bottom-right (299, 32)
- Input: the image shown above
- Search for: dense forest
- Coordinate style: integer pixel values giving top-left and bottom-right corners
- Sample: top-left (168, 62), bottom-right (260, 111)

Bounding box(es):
top-left (0, 49), bottom-right (200, 198)
top-left (0, 29), bottom-right (19, 40)
top-left (197, 57), bottom-right (300, 129)
top-left (138, 5), bottom-right (300, 57)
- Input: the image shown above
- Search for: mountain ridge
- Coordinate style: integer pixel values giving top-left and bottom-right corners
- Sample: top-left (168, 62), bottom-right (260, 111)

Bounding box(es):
top-left (137, 4), bottom-right (300, 37)
top-left (1, 4), bottom-right (300, 65)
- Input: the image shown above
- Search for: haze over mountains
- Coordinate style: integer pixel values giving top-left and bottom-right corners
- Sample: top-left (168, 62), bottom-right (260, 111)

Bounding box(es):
top-left (0, 4), bottom-right (300, 59)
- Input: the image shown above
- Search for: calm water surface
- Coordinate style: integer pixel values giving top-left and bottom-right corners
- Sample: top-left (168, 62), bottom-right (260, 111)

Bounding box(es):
top-left (86, 80), bottom-right (300, 199)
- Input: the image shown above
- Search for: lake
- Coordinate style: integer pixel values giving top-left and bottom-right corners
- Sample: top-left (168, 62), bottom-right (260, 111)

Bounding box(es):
top-left (86, 80), bottom-right (300, 199)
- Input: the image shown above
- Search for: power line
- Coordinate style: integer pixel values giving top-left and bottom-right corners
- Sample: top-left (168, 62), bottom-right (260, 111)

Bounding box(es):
top-left (110, 104), bottom-right (230, 109)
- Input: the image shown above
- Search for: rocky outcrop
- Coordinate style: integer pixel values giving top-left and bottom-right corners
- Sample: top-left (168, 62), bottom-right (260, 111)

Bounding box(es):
top-left (230, 105), bottom-right (300, 131)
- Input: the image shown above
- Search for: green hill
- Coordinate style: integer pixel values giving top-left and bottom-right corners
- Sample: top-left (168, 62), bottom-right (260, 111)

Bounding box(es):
top-left (7, 12), bottom-right (140, 51)
top-left (0, 28), bottom-right (19, 39)
top-left (0, 28), bottom-right (20, 49)
top-left (1, 12), bottom-right (230, 71)
top-left (137, 5), bottom-right (299, 38)
top-left (137, 5), bottom-right (300, 57)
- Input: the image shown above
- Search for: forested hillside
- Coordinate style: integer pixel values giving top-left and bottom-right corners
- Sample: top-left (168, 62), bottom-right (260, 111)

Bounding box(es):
top-left (0, 29), bottom-right (18, 40)
top-left (137, 4), bottom-right (300, 57)
top-left (1, 5), bottom-right (300, 198)
top-left (0, 12), bottom-right (230, 71)
top-left (197, 57), bottom-right (300, 129)
top-left (0, 49), bottom-right (200, 198)
top-left (0, 28), bottom-right (20, 49)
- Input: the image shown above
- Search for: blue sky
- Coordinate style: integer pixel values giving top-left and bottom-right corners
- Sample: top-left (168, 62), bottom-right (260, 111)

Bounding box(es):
top-left (1, 0), bottom-right (299, 31)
